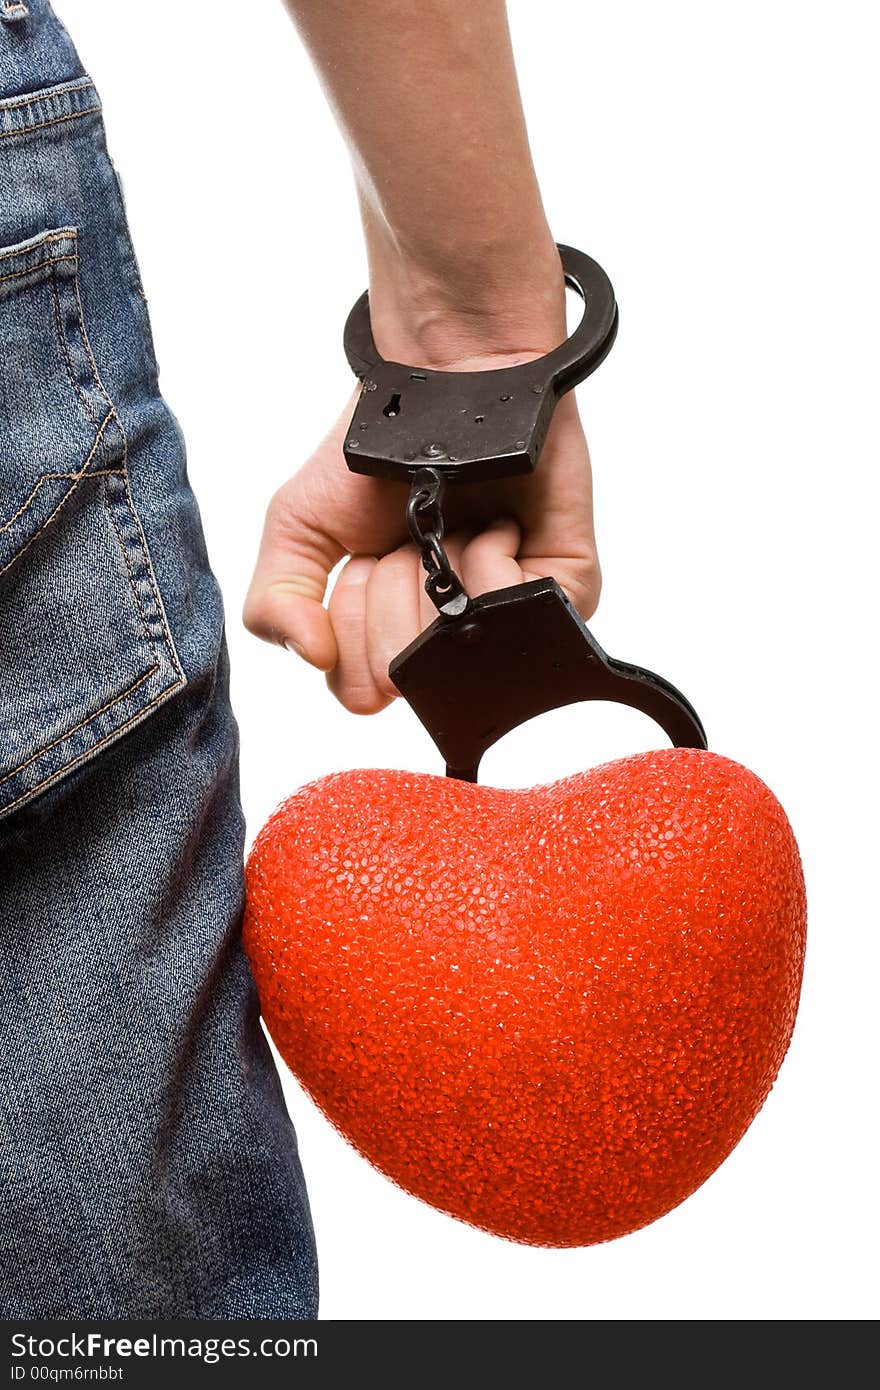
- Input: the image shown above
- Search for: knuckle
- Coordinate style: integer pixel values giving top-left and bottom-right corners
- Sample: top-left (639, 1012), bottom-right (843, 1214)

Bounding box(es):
top-left (271, 573), bottom-right (325, 604)
top-left (265, 479), bottom-right (313, 542)
top-left (326, 665), bottom-right (387, 715)
top-left (265, 482), bottom-right (295, 527)
top-left (566, 555), bottom-right (602, 619)
top-left (341, 686), bottom-right (389, 716)
top-left (242, 591), bottom-right (271, 640)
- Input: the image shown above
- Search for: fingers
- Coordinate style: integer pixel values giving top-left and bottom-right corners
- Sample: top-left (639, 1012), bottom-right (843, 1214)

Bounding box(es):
top-left (243, 483), bottom-right (343, 671)
top-left (364, 544), bottom-right (423, 703)
top-left (458, 513), bottom-right (600, 621)
top-left (325, 556), bottom-right (389, 714)
top-left (539, 552), bottom-right (602, 621)
top-left (511, 395), bottom-right (602, 619)
top-left (328, 525), bottom-right (535, 714)
top-left (331, 531), bottom-right (483, 711)
top-left (460, 517), bottom-right (523, 598)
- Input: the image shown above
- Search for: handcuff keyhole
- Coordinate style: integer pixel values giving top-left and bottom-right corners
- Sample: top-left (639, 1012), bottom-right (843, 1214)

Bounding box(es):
top-left (383, 392), bottom-right (402, 418)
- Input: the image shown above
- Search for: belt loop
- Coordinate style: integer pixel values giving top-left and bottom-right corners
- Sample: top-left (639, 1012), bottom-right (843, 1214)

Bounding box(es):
top-left (1, 1), bottom-right (30, 23)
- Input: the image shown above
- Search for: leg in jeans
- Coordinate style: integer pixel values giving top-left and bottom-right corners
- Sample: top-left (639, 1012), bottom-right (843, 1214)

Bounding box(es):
top-left (0, 1), bottom-right (318, 1317)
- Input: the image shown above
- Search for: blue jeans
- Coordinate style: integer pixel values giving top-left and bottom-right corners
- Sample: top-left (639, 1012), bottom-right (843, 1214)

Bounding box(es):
top-left (0, 2), bottom-right (318, 1317)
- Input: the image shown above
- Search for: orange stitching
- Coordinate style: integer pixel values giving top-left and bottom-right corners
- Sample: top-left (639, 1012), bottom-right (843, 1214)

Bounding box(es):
top-left (0, 663), bottom-right (161, 787)
top-left (0, 413), bottom-right (109, 534)
top-left (42, 468), bottom-right (122, 479)
top-left (70, 274), bottom-right (186, 684)
top-left (0, 414), bottom-right (113, 575)
top-left (52, 468), bottom-right (122, 477)
top-left (101, 474), bottom-right (159, 661)
top-left (0, 468), bottom-right (123, 531)
top-left (54, 264), bottom-right (183, 689)
top-left (37, 270), bottom-right (157, 660)
top-left (0, 206), bottom-right (189, 804)
top-left (0, 106), bottom-right (102, 141)
top-left (0, 675), bottom-right (186, 815)
top-left (69, 269), bottom-right (116, 456)
top-left (0, 231), bottom-right (75, 263)
top-left (0, 464), bottom-right (186, 792)
top-left (120, 474), bottom-right (186, 684)
top-left (72, 274), bottom-right (114, 416)
top-left (0, 80), bottom-right (94, 112)
top-left (0, 254), bottom-right (76, 285)
top-left (49, 264), bottom-right (106, 468)
top-left (70, 274), bottom-right (187, 681)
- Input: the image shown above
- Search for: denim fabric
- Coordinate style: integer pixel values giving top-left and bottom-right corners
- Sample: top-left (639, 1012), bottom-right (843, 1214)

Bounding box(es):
top-left (0, 2), bottom-right (318, 1316)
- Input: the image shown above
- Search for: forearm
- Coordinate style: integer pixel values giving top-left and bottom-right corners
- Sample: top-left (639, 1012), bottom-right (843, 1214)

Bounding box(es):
top-left (247, 2), bottom-right (598, 691)
top-left (284, 0), bottom-right (564, 364)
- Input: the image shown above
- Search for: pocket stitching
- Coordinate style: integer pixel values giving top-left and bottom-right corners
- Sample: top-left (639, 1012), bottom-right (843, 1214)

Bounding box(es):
top-left (0, 79), bottom-right (94, 114)
top-left (0, 108), bottom-right (102, 142)
top-left (0, 231), bottom-right (72, 263)
top-left (48, 258), bottom-right (108, 466)
top-left (101, 472), bottom-right (161, 664)
top-left (0, 614), bottom-right (162, 787)
top-left (69, 269), bottom-right (186, 686)
top-left (0, 670), bottom-right (184, 816)
top-left (3, 246), bottom-right (180, 688)
top-left (0, 467), bottom-right (124, 531)
top-left (0, 411), bottom-right (114, 575)
top-left (1, 232), bottom-right (119, 567)
top-left (0, 253), bottom-right (76, 285)
top-left (0, 226), bottom-right (187, 811)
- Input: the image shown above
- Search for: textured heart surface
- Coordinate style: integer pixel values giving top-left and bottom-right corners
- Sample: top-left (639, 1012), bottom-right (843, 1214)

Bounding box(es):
top-left (244, 749), bottom-right (806, 1246)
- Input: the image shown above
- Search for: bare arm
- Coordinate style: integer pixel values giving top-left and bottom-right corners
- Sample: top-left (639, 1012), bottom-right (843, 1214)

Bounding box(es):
top-left (286, 0), bottom-right (564, 361)
top-left (244, 0), bottom-right (600, 714)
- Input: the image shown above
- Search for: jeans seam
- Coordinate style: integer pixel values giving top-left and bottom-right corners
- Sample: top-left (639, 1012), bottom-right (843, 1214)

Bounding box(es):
top-left (48, 256), bottom-right (110, 471)
top-left (0, 469), bottom-right (124, 530)
top-left (0, 226), bottom-right (188, 803)
top-left (117, 468), bottom-right (186, 685)
top-left (0, 673), bottom-right (186, 814)
top-left (70, 271), bottom-right (187, 686)
top-left (0, 461), bottom-right (121, 532)
top-left (0, 254), bottom-right (75, 285)
top-left (0, 413), bottom-right (114, 573)
top-left (0, 78), bottom-right (94, 113)
top-left (0, 649), bottom-right (162, 788)
top-left (0, 231), bottom-right (73, 262)
top-left (101, 473), bottom-right (159, 663)
top-left (0, 107), bottom-right (102, 141)
top-left (51, 250), bottom-right (181, 685)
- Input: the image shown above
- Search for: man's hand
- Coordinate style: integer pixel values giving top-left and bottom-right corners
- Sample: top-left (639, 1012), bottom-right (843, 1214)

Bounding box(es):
top-left (244, 365), bottom-right (599, 714)
top-left (247, 0), bottom-right (601, 713)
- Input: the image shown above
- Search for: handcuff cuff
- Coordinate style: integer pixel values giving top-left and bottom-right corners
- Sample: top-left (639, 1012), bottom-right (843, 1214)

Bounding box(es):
top-left (342, 244), bottom-right (707, 782)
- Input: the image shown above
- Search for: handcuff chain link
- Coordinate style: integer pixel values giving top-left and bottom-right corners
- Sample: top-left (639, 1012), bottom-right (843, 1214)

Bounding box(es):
top-left (405, 468), bottom-right (471, 617)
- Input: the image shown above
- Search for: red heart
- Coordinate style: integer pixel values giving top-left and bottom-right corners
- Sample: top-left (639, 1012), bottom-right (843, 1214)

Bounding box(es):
top-left (244, 749), bottom-right (805, 1246)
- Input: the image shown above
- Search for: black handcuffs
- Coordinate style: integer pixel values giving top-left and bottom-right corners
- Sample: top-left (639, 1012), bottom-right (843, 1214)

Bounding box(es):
top-left (342, 244), bottom-right (706, 782)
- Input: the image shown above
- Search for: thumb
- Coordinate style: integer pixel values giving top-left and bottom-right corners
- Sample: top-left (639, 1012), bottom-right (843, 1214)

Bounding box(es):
top-left (459, 516), bottom-right (523, 597)
top-left (243, 485), bottom-right (344, 672)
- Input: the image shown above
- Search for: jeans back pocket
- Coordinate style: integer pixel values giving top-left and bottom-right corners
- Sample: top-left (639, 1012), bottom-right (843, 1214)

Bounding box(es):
top-left (0, 227), bottom-right (185, 818)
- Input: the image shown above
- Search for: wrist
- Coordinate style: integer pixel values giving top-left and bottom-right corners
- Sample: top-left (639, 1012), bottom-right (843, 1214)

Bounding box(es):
top-left (363, 215), bottom-right (567, 370)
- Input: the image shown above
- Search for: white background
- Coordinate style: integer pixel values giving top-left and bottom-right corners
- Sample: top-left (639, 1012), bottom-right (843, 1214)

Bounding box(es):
top-left (60, 1), bottom-right (877, 1320)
